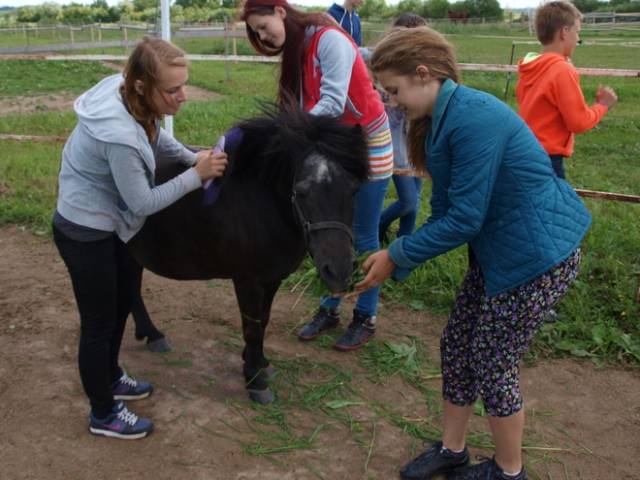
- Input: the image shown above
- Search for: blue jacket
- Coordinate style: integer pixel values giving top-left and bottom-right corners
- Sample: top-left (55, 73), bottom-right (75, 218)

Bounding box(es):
top-left (388, 80), bottom-right (591, 296)
top-left (327, 3), bottom-right (362, 46)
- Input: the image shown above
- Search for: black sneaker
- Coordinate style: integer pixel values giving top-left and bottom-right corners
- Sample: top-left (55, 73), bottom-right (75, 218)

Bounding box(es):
top-left (400, 441), bottom-right (470, 480)
top-left (448, 457), bottom-right (527, 480)
top-left (298, 307), bottom-right (340, 341)
top-left (333, 310), bottom-right (376, 351)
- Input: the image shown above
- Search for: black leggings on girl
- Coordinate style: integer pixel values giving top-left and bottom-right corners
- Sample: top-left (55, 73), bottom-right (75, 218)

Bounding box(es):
top-left (53, 227), bottom-right (141, 418)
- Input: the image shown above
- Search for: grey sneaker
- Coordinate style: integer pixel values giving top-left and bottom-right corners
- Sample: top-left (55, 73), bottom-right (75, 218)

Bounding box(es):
top-left (298, 307), bottom-right (340, 341)
top-left (333, 310), bottom-right (376, 351)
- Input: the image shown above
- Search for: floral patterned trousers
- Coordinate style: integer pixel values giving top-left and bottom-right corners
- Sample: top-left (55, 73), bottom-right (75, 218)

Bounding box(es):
top-left (441, 249), bottom-right (581, 417)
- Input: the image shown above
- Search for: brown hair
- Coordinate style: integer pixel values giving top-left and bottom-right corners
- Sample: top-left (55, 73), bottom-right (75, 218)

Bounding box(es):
top-left (370, 27), bottom-right (459, 172)
top-left (120, 37), bottom-right (188, 141)
top-left (393, 12), bottom-right (427, 28)
top-left (535, 1), bottom-right (582, 45)
top-left (241, 0), bottom-right (334, 108)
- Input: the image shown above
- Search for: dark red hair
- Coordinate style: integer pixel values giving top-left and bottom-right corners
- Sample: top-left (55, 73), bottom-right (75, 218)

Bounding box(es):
top-left (241, 0), bottom-right (334, 108)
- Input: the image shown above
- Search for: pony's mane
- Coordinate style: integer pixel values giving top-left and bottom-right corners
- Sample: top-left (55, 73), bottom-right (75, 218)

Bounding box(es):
top-left (228, 105), bottom-right (369, 190)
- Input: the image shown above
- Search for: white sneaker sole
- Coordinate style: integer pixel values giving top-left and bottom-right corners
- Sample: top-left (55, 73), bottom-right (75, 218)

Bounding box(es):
top-left (112, 390), bottom-right (152, 401)
top-left (89, 426), bottom-right (152, 440)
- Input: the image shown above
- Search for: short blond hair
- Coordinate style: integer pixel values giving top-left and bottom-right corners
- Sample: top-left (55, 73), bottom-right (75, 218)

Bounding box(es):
top-left (535, 1), bottom-right (583, 45)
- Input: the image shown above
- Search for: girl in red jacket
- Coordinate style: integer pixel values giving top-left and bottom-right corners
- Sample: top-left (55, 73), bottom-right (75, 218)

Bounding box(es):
top-left (242, 0), bottom-right (393, 351)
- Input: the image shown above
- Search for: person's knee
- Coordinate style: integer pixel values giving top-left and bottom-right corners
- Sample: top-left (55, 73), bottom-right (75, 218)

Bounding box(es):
top-left (477, 375), bottom-right (523, 417)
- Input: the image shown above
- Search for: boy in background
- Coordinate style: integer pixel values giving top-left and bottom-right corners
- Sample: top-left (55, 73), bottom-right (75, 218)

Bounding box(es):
top-left (328, 0), bottom-right (363, 45)
top-left (516, 0), bottom-right (617, 179)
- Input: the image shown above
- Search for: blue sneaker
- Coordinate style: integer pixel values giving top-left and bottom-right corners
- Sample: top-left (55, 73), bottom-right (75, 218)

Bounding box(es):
top-left (112, 371), bottom-right (153, 400)
top-left (89, 401), bottom-right (153, 439)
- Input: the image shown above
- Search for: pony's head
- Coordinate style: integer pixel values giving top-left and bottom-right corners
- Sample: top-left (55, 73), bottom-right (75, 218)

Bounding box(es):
top-left (233, 105), bottom-right (369, 292)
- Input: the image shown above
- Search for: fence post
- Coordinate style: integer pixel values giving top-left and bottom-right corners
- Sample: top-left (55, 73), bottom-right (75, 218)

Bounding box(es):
top-left (70, 25), bottom-right (74, 45)
top-left (503, 42), bottom-right (516, 101)
top-left (98, 23), bottom-right (102, 43)
top-left (232, 21), bottom-right (237, 59)
top-left (224, 16), bottom-right (231, 82)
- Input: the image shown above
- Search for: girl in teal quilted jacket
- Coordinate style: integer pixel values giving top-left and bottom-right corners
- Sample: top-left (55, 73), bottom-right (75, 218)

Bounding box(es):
top-left (355, 27), bottom-right (591, 480)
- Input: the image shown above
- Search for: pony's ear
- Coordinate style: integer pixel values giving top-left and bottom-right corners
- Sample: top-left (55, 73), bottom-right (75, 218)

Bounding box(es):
top-left (351, 124), bottom-right (363, 138)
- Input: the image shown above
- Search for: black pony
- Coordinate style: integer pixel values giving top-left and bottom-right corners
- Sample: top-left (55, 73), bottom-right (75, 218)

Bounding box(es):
top-left (127, 107), bottom-right (369, 403)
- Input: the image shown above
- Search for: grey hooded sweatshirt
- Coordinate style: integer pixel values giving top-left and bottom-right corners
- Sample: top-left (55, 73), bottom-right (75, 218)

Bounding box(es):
top-left (56, 74), bottom-right (201, 242)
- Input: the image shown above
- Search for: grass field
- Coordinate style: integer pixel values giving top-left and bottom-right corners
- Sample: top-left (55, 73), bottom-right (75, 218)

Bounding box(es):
top-left (0, 29), bottom-right (639, 365)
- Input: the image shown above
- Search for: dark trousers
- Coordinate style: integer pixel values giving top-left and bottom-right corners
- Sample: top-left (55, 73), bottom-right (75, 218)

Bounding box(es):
top-left (53, 226), bottom-right (141, 418)
top-left (549, 155), bottom-right (566, 179)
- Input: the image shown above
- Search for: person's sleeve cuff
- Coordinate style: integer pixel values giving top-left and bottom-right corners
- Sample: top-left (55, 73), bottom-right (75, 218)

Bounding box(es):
top-left (388, 237), bottom-right (421, 269)
top-left (181, 167), bottom-right (203, 189)
top-left (183, 149), bottom-right (197, 166)
top-left (388, 237), bottom-right (421, 281)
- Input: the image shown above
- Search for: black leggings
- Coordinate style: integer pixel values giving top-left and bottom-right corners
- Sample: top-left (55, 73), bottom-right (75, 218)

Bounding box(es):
top-left (53, 226), bottom-right (142, 418)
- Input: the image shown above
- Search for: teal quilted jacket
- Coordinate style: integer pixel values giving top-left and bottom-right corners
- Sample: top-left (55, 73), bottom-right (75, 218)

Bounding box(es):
top-left (388, 80), bottom-right (591, 296)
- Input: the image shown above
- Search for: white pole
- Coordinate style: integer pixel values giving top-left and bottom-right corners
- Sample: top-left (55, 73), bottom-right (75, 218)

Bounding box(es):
top-left (161, 0), bottom-right (173, 137)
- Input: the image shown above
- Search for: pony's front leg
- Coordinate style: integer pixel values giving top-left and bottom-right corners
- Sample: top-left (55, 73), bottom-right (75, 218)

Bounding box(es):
top-left (232, 278), bottom-right (280, 404)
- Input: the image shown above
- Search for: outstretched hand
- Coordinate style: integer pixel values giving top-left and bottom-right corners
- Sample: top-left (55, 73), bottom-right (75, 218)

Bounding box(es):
top-left (353, 249), bottom-right (396, 293)
top-left (194, 150), bottom-right (227, 182)
top-left (596, 85), bottom-right (618, 108)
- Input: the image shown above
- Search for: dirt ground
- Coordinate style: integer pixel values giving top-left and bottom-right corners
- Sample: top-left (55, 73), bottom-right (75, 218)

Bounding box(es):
top-left (0, 61), bottom-right (219, 116)
top-left (1, 225), bottom-right (639, 480)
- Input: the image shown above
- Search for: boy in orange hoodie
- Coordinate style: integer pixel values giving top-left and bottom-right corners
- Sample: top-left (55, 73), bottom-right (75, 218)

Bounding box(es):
top-left (516, 1), bottom-right (617, 179)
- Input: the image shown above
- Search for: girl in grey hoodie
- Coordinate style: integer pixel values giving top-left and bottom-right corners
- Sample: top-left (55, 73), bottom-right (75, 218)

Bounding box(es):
top-left (53, 37), bottom-right (227, 439)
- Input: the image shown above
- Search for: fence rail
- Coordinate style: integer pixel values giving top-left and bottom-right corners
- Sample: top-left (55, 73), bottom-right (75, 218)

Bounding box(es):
top-left (2, 53), bottom-right (638, 78)
top-left (0, 40), bottom-right (140, 54)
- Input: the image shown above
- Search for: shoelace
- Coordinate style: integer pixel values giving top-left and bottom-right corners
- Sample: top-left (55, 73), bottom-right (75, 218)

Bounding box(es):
top-left (120, 372), bottom-right (138, 388)
top-left (117, 406), bottom-right (139, 426)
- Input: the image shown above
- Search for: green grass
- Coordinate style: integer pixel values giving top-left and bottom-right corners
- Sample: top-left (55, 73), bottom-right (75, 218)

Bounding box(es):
top-left (0, 60), bottom-right (114, 96)
top-left (0, 37), bottom-right (639, 365)
top-left (0, 140), bottom-right (61, 232)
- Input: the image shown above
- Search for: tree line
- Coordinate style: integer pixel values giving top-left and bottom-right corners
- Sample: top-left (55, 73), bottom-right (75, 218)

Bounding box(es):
top-left (1, 0), bottom-right (637, 27)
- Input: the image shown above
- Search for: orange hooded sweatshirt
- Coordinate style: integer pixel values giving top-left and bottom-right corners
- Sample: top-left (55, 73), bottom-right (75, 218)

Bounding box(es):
top-left (516, 52), bottom-right (608, 157)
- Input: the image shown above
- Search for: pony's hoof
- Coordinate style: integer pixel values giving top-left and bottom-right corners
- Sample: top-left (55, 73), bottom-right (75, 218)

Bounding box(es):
top-left (146, 337), bottom-right (171, 353)
top-left (248, 388), bottom-right (274, 404)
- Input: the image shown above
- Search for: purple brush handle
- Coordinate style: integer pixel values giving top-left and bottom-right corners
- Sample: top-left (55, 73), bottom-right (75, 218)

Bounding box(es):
top-left (202, 136), bottom-right (225, 206)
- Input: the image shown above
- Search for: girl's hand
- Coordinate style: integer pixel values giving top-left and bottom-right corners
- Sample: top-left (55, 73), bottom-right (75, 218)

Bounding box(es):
top-left (596, 85), bottom-right (618, 108)
top-left (354, 250), bottom-right (396, 292)
top-left (194, 150), bottom-right (227, 181)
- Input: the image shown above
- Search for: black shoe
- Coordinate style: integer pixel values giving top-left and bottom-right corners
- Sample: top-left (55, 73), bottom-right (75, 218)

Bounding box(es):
top-left (400, 441), bottom-right (470, 480)
top-left (298, 307), bottom-right (340, 341)
top-left (448, 457), bottom-right (527, 480)
top-left (333, 310), bottom-right (376, 351)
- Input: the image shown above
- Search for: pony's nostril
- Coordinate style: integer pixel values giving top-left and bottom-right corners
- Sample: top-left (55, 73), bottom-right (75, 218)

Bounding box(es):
top-left (321, 264), bottom-right (337, 280)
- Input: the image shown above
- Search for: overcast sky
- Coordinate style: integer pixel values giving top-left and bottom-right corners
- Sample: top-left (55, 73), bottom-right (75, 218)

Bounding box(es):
top-left (0, 0), bottom-right (539, 11)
